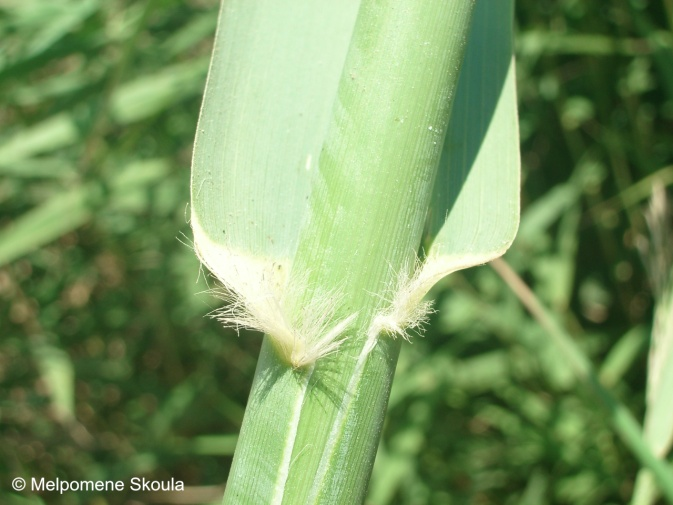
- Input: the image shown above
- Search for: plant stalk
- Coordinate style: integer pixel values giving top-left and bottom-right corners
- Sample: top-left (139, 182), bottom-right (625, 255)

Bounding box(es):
top-left (222, 1), bottom-right (475, 503)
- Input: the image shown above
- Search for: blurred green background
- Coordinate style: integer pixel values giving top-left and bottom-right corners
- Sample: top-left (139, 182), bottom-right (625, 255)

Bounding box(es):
top-left (1, 0), bottom-right (672, 504)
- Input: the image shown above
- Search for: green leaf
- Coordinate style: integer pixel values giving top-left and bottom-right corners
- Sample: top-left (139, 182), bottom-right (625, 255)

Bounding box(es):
top-left (190, 0), bottom-right (361, 272)
top-left (0, 159), bottom-right (169, 266)
top-left (191, 435), bottom-right (238, 456)
top-left (110, 58), bottom-right (210, 124)
top-left (424, 0), bottom-right (520, 279)
top-left (0, 0), bottom-right (99, 72)
top-left (0, 184), bottom-right (94, 266)
top-left (0, 158), bottom-right (77, 178)
top-left (644, 277), bottom-right (673, 460)
top-left (0, 114), bottom-right (79, 165)
top-left (633, 285), bottom-right (673, 505)
top-left (599, 325), bottom-right (648, 387)
top-left (32, 344), bottom-right (75, 422)
top-left (632, 184), bottom-right (673, 505)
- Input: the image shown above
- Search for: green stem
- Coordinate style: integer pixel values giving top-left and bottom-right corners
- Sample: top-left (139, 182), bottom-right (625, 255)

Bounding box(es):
top-left (222, 1), bottom-right (475, 503)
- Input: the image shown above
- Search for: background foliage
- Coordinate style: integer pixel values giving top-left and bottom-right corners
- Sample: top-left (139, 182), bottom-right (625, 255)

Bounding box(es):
top-left (1, 0), bottom-right (672, 504)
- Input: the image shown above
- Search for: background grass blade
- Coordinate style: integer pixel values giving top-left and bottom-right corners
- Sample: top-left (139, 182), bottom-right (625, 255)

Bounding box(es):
top-left (492, 258), bottom-right (673, 503)
top-left (0, 159), bottom-right (169, 266)
top-left (632, 185), bottom-right (673, 505)
top-left (0, 114), bottom-right (79, 165)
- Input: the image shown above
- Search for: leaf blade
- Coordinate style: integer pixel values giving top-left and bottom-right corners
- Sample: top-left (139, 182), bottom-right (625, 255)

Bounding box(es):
top-left (190, 0), bottom-right (360, 268)
top-left (426, 0), bottom-right (520, 274)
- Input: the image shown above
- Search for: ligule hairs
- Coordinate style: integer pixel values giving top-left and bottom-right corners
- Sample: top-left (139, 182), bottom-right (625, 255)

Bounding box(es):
top-left (193, 227), bottom-right (356, 369)
top-left (193, 225), bottom-right (490, 364)
top-left (364, 259), bottom-right (437, 354)
top-left (363, 252), bottom-right (486, 354)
